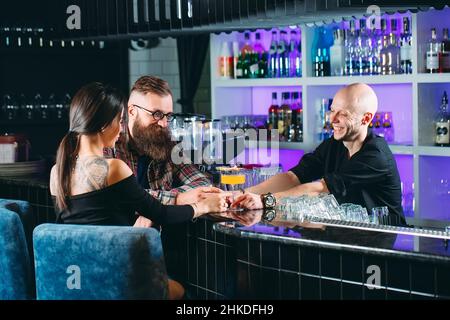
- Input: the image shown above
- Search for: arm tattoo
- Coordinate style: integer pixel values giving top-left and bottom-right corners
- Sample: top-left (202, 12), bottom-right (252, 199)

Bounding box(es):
top-left (73, 156), bottom-right (109, 193)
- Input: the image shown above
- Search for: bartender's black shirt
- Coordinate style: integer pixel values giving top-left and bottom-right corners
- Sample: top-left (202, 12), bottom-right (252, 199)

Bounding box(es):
top-left (290, 130), bottom-right (406, 225)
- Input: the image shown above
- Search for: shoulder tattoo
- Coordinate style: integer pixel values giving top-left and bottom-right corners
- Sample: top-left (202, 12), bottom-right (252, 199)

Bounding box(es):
top-left (74, 156), bottom-right (109, 191)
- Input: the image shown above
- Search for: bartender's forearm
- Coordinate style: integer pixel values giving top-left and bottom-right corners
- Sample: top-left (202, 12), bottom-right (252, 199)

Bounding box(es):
top-left (274, 179), bottom-right (329, 200)
top-left (246, 171), bottom-right (300, 194)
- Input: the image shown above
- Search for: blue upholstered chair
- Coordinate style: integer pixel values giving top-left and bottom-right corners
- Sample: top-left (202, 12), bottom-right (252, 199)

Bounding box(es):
top-left (33, 224), bottom-right (169, 300)
top-left (0, 200), bottom-right (34, 300)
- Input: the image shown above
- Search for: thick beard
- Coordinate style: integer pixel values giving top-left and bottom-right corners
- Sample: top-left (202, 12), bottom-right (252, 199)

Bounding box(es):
top-left (131, 118), bottom-right (175, 161)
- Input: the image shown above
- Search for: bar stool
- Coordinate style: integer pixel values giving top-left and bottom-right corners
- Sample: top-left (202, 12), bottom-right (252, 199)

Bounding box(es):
top-left (33, 223), bottom-right (170, 299)
top-left (0, 200), bottom-right (34, 299)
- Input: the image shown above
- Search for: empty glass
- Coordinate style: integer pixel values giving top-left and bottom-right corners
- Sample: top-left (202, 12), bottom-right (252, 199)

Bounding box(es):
top-left (252, 165), bottom-right (282, 186)
top-left (203, 119), bottom-right (223, 163)
top-left (371, 206), bottom-right (390, 225)
top-left (340, 203), bottom-right (370, 223)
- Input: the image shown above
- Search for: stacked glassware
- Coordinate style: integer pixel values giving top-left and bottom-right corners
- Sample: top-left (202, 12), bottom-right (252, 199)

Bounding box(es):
top-left (277, 193), bottom-right (383, 224)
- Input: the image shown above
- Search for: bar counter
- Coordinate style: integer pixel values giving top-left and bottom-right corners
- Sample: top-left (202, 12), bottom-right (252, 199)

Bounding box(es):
top-left (179, 211), bottom-right (450, 300)
top-left (1, 176), bottom-right (449, 300)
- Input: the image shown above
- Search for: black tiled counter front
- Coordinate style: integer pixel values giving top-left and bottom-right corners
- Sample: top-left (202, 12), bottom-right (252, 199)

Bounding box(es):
top-left (2, 175), bottom-right (449, 300)
top-left (210, 211), bottom-right (450, 300)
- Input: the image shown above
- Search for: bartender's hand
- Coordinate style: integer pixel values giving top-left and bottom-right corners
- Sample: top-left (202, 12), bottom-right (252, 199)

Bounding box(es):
top-left (133, 216), bottom-right (153, 228)
top-left (192, 193), bottom-right (231, 217)
top-left (176, 186), bottom-right (223, 205)
top-left (231, 192), bottom-right (264, 210)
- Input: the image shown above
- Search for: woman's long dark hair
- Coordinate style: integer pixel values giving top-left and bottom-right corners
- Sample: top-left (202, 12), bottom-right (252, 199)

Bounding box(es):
top-left (55, 82), bottom-right (126, 211)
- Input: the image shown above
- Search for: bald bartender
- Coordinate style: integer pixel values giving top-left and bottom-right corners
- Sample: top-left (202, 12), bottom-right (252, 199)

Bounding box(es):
top-left (233, 83), bottom-right (406, 226)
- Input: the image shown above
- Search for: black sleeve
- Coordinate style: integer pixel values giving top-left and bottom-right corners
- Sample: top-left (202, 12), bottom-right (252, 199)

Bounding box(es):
top-left (113, 175), bottom-right (194, 225)
top-left (289, 140), bottom-right (328, 183)
top-left (323, 144), bottom-right (390, 199)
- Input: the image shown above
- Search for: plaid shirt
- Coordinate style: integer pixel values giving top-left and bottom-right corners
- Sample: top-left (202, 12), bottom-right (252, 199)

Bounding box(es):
top-left (104, 122), bottom-right (211, 205)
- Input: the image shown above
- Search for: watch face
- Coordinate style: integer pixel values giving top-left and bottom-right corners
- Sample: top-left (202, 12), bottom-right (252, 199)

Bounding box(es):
top-left (263, 209), bottom-right (276, 222)
top-left (265, 194), bottom-right (275, 207)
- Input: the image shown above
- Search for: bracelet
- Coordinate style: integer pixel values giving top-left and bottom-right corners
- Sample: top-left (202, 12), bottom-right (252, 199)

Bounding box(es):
top-left (191, 203), bottom-right (199, 221)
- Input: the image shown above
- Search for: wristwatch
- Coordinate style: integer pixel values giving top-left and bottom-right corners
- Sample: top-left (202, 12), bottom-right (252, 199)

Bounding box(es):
top-left (261, 192), bottom-right (276, 209)
top-left (262, 209), bottom-right (276, 222)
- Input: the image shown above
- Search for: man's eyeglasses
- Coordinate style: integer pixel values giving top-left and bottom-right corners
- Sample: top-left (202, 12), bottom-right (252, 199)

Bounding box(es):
top-left (132, 104), bottom-right (174, 122)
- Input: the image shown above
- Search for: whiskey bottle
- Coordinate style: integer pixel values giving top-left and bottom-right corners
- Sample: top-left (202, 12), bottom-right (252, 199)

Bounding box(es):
top-left (435, 91), bottom-right (450, 146)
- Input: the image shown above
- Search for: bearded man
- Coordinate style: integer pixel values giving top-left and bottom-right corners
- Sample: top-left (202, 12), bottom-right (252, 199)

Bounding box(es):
top-left (105, 75), bottom-right (217, 207)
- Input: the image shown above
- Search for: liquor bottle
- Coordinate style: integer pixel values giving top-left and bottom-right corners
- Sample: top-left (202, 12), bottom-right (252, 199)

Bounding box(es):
top-left (241, 32), bottom-right (253, 58)
top-left (379, 18), bottom-right (388, 49)
top-left (435, 91), bottom-right (450, 146)
top-left (278, 92), bottom-right (291, 140)
top-left (377, 18), bottom-right (388, 74)
top-left (248, 51), bottom-right (259, 79)
top-left (314, 27), bottom-right (331, 77)
top-left (296, 34), bottom-right (302, 77)
top-left (287, 109), bottom-right (298, 142)
top-left (282, 93), bottom-right (293, 136)
top-left (426, 28), bottom-right (440, 73)
top-left (318, 98), bottom-right (331, 140)
top-left (382, 112), bottom-right (394, 142)
top-left (400, 17), bottom-right (413, 74)
top-left (232, 41), bottom-right (240, 79)
top-left (345, 21), bottom-right (357, 76)
top-left (367, 20), bottom-right (379, 75)
top-left (380, 32), bottom-right (400, 75)
top-left (219, 42), bottom-right (233, 79)
top-left (258, 52), bottom-right (268, 78)
top-left (253, 32), bottom-right (266, 56)
top-left (379, 35), bottom-right (390, 75)
top-left (235, 54), bottom-right (245, 79)
top-left (357, 18), bottom-right (370, 75)
top-left (373, 113), bottom-right (382, 136)
top-left (330, 29), bottom-right (345, 76)
top-left (268, 31), bottom-right (279, 78)
top-left (390, 19), bottom-right (401, 74)
top-left (439, 28), bottom-right (450, 73)
top-left (278, 31), bottom-right (289, 77)
top-left (289, 30), bottom-right (301, 77)
top-left (268, 92), bottom-right (279, 131)
top-left (289, 92), bottom-right (303, 142)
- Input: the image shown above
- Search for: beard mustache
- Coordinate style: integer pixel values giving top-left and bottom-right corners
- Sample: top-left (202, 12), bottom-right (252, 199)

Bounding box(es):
top-left (131, 119), bottom-right (176, 161)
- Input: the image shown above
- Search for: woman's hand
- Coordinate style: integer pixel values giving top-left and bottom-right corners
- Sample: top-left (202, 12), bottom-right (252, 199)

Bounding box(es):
top-left (176, 186), bottom-right (222, 205)
top-left (192, 193), bottom-right (231, 217)
top-left (133, 216), bottom-right (153, 228)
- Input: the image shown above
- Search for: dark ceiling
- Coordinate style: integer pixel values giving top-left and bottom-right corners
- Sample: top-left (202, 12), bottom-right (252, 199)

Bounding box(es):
top-left (0, 1), bottom-right (448, 40)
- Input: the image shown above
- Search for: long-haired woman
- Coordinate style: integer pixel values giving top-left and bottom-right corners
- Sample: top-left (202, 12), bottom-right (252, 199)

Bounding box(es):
top-left (49, 82), bottom-right (229, 299)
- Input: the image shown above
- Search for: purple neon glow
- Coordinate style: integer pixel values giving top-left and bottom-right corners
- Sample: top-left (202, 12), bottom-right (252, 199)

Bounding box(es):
top-left (241, 225), bottom-right (302, 238)
top-left (237, 148), bottom-right (304, 171)
top-left (395, 155), bottom-right (414, 218)
top-left (392, 234), bottom-right (415, 252)
top-left (419, 156), bottom-right (450, 221)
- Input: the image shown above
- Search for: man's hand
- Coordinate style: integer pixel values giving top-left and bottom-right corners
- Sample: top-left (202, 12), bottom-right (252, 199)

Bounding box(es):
top-left (231, 192), bottom-right (264, 210)
top-left (133, 216), bottom-right (153, 228)
top-left (176, 186), bottom-right (223, 205)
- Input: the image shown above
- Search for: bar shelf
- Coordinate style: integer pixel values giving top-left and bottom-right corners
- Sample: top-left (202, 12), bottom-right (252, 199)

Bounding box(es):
top-left (209, 8), bottom-right (450, 227)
